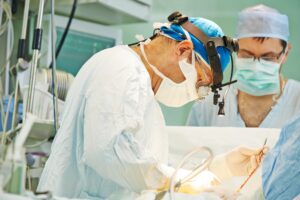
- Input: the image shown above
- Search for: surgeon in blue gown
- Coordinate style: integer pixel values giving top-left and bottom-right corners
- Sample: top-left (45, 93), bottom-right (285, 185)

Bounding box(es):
top-left (186, 4), bottom-right (300, 128)
top-left (262, 113), bottom-right (300, 200)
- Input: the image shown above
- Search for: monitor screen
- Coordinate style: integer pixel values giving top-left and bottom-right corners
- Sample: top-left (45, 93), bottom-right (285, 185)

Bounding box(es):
top-left (54, 15), bottom-right (122, 76)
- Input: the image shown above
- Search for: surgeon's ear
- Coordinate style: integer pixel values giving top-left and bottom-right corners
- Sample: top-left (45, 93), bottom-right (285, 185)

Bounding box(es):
top-left (282, 43), bottom-right (291, 64)
top-left (175, 40), bottom-right (193, 60)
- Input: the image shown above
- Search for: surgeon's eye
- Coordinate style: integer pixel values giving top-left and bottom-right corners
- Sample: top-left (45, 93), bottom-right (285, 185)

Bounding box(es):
top-left (261, 57), bottom-right (275, 62)
top-left (260, 56), bottom-right (280, 62)
top-left (238, 52), bottom-right (253, 59)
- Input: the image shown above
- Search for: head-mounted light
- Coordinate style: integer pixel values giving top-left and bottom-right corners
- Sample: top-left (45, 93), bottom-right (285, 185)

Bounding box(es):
top-left (168, 11), bottom-right (239, 115)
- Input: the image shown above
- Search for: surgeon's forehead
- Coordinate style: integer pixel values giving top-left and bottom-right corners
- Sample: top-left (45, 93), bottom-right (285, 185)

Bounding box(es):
top-left (238, 38), bottom-right (283, 54)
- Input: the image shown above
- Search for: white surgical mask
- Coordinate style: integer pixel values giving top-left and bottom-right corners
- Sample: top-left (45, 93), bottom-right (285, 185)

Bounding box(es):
top-left (235, 57), bottom-right (283, 96)
top-left (140, 43), bottom-right (201, 107)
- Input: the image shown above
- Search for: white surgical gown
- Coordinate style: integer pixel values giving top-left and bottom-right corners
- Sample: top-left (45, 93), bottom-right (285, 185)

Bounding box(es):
top-left (37, 45), bottom-right (169, 199)
top-left (186, 80), bottom-right (300, 128)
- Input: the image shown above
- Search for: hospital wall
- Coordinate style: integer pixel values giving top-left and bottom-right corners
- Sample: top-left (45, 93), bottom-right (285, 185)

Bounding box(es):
top-left (116, 0), bottom-right (300, 125)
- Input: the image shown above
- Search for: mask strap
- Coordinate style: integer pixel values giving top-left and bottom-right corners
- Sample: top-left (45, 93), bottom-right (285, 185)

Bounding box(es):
top-left (180, 27), bottom-right (197, 75)
top-left (139, 43), bottom-right (168, 79)
top-left (181, 27), bottom-right (211, 90)
top-left (279, 50), bottom-right (287, 66)
top-left (181, 27), bottom-right (194, 63)
top-left (275, 49), bottom-right (287, 98)
top-left (159, 32), bottom-right (178, 41)
top-left (196, 52), bottom-right (211, 70)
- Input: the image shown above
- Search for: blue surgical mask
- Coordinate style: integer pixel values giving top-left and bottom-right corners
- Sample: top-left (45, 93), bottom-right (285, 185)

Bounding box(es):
top-left (234, 58), bottom-right (281, 96)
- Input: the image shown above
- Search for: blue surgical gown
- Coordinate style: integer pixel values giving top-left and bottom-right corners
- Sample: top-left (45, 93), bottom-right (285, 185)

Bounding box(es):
top-left (186, 80), bottom-right (300, 128)
top-left (37, 45), bottom-right (169, 199)
top-left (262, 114), bottom-right (300, 200)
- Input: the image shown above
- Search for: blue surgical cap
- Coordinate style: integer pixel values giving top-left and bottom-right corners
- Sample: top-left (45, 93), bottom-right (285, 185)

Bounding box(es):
top-left (160, 17), bottom-right (230, 72)
top-left (236, 4), bottom-right (289, 42)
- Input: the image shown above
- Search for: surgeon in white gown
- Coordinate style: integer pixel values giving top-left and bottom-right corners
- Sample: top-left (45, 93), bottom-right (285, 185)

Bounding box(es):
top-left (187, 5), bottom-right (300, 128)
top-left (37, 15), bottom-right (264, 199)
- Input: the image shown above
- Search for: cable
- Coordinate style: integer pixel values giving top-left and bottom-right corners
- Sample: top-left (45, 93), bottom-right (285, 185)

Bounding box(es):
top-left (0, 30), bottom-right (14, 74)
top-left (217, 53), bottom-right (235, 116)
top-left (0, 0), bottom-right (12, 36)
top-left (3, 2), bottom-right (13, 96)
top-left (0, 0), bottom-right (3, 29)
top-left (0, 1), bottom-right (14, 85)
top-left (0, 97), bottom-right (5, 129)
top-left (222, 54), bottom-right (235, 98)
top-left (50, 0), bottom-right (78, 64)
top-left (224, 54), bottom-right (235, 98)
top-left (0, 21), bottom-right (14, 82)
top-left (1, 94), bottom-right (13, 145)
top-left (50, 0), bottom-right (59, 133)
top-left (229, 53), bottom-right (234, 82)
top-left (128, 33), bottom-right (158, 46)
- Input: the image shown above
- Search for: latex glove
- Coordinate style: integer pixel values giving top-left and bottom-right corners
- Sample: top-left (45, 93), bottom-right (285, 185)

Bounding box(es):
top-left (177, 170), bottom-right (221, 194)
top-left (210, 146), bottom-right (268, 180)
top-left (203, 186), bottom-right (240, 200)
top-left (157, 165), bottom-right (221, 195)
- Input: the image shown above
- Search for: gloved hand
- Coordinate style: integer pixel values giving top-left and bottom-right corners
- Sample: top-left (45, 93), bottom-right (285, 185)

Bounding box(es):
top-left (225, 146), bottom-right (268, 176)
top-left (177, 170), bottom-right (221, 194)
top-left (209, 146), bottom-right (268, 180)
top-left (157, 166), bottom-right (221, 195)
top-left (203, 186), bottom-right (240, 200)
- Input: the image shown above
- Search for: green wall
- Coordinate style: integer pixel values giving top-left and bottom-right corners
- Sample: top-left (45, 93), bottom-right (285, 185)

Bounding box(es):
top-left (116, 0), bottom-right (300, 125)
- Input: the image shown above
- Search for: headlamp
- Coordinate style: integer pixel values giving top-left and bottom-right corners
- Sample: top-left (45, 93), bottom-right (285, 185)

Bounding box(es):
top-left (168, 11), bottom-right (239, 115)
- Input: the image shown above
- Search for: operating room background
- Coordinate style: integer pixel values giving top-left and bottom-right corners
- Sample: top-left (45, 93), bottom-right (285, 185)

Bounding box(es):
top-left (116, 0), bottom-right (300, 125)
top-left (1, 0), bottom-right (299, 126)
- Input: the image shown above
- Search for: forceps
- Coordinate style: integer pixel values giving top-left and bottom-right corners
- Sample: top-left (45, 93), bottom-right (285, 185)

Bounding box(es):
top-left (237, 138), bottom-right (268, 193)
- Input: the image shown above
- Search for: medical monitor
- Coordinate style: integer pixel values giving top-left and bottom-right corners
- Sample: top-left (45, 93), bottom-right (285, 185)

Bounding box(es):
top-left (53, 15), bottom-right (122, 75)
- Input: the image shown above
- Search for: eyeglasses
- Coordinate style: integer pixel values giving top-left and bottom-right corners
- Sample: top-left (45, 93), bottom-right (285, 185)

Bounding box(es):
top-left (238, 49), bottom-right (285, 62)
top-left (195, 54), bottom-right (212, 86)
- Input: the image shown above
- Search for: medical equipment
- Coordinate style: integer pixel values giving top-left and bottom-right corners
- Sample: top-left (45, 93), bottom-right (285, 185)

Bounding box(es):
top-left (167, 11), bottom-right (239, 116)
top-left (0, 114), bottom-right (58, 200)
top-left (11, 0), bottom-right (30, 131)
top-left (0, 0), bottom-right (14, 97)
top-left (155, 146), bottom-right (213, 200)
top-left (1, 114), bottom-right (36, 194)
top-left (50, 0), bottom-right (59, 132)
top-left (16, 68), bottom-right (70, 128)
top-left (237, 138), bottom-right (267, 193)
top-left (26, 0), bottom-right (45, 114)
top-left (48, 15), bottom-right (122, 76)
top-left (1, 0), bottom-right (72, 197)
